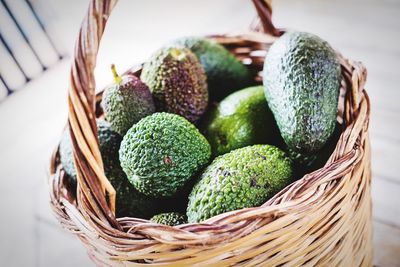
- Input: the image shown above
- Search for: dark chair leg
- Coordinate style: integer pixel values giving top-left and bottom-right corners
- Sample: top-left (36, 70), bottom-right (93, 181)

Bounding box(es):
top-left (24, 0), bottom-right (64, 60)
top-left (0, 33), bottom-right (31, 83)
top-left (1, 0), bottom-right (47, 71)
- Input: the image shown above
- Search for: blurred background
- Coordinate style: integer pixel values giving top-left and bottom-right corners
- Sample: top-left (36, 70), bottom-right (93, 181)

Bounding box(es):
top-left (0, 0), bottom-right (399, 266)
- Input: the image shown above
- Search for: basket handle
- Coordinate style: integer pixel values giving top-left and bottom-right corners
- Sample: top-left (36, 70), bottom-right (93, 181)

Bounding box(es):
top-left (67, 0), bottom-right (278, 227)
top-left (252, 0), bottom-right (281, 36)
top-left (67, 0), bottom-right (120, 228)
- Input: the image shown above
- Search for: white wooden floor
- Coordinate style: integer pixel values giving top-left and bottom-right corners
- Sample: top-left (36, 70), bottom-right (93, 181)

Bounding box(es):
top-left (0, 0), bottom-right (399, 266)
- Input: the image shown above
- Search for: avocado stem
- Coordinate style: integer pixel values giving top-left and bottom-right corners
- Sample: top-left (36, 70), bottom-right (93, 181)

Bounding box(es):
top-left (111, 64), bottom-right (122, 85)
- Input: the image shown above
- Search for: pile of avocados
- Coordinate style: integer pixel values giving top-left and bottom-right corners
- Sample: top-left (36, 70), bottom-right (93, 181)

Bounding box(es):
top-left (60, 31), bottom-right (342, 226)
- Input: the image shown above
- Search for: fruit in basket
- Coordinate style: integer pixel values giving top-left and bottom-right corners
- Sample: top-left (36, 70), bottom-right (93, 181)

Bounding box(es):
top-left (172, 37), bottom-right (252, 102)
top-left (150, 212), bottom-right (187, 226)
top-left (101, 65), bottom-right (155, 136)
top-left (201, 85), bottom-right (283, 156)
top-left (59, 127), bottom-right (78, 181)
top-left (141, 47), bottom-right (208, 122)
top-left (307, 123), bottom-right (342, 169)
top-left (97, 120), bottom-right (161, 218)
top-left (96, 119), bottom-right (123, 165)
top-left (187, 145), bottom-right (293, 223)
top-left (107, 167), bottom-right (161, 218)
top-left (287, 149), bottom-right (318, 171)
top-left (59, 120), bottom-right (161, 218)
top-left (263, 31), bottom-right (341, 154)
top-left (290, 122), bottom-right (343, 177)
top-left (119, 112), bottom-right (211, 198)
top-left (59, 120), bottom-right (123, 182)
top-left (160, 176), bottom-right (198, 214)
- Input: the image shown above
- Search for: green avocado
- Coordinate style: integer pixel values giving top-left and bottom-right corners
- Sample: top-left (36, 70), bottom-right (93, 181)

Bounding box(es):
top-left (150, 212), bottom-right (187, 226)
top-left (102, 65), bottom-right (155, 136)
top-left (187, 145), bottom-right (293, 223)
top-left (59, 120), bottom-right (161, 219)
top-left (119, 112), bottom-right (211, 198)
top-left (158, 176), bottom-right (198, 215)
top-left (290, 122), bottom-right (343, 178)
top-left (141, 47), bottom-right (208, 123)
top-left (96, 119), bottom-right (123, 168)
top-left (107, 167), bottom-right (161, 219)
top-left (59, 119), bottom-right (124, 182)
top-left (59, 120), bottom-right (122, 181)
top-left (173, 37), bottom-right (252, 102)
top-left (201, 86), bottom-right (283, 156)
top-left (59, 127), bottom-right (78, 182)
top-left (263, 31), bottom-right (341, 154)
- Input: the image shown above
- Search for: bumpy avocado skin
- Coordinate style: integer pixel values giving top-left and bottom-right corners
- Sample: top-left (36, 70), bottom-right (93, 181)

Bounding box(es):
top-left (98, 120), bottom-right (163, 218)
top-left (141, 47), bottom-right (208, 122)
top-left (263, 31), bottom-right (341, 154)
top-left (59, 120), bottom-right (161, 219)
top-left (119, 112), bottom-right (211, 198)
top-left (173, 37), bottom-right (252, 102)
top-left (187, 145), bottom-right (293, 223)
top-left (150, 212), bottom-right (187, 226)
top-left (201, 86), bottom-right (284, 156)
top-left (102, 74), bottom-right (155, 136)
top-left (290, 122), bottom-right (343, 178)
top-left (59, 120), bottom-right (124, 182)
top-left (96, 119), bottom-right (123, 168)
top-left (107, 167), bottom-right (161, 219)
top-left (59, 127), bottom-right (77, 182)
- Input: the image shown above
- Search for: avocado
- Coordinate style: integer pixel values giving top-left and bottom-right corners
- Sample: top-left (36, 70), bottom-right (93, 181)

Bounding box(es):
top-left (141, 47), bottom-right (208, 122)
top-left (59, 120), bottom-right (122, 182)
top-left (150, 212), bottom-right (187, 226)
top-left (173, 37), bottom-right (252, 102)
top-left (308, 123), bottom-right (342, 170)
top-left (107, 167), bottom-right (161, 219)
top-left (119, 112), bottom-right (211, 198)
top-left (201, 86), bottom-right (283, 156)
top-left (158, 175), bottom-right (198, 215)
top-left (290, 122), bottom-right (343, 178)
top-left (59, 120), bottom-right (161, 219)
top-left (102, 65), bottom-right (155, 136)
top-left (59, 127), bottom-right (78, 182)
top-left (187, 145), bottom-right (293, 223)
top-left (98, 120), bottom-right (164, 219)
top-left (96, 119), bottom-right (123, 168)
top-left (263, 31), bottom-right (341, 154)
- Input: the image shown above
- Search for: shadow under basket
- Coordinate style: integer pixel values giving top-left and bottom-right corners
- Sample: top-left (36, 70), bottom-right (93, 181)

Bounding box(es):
top-left (49, 0), bottom-right (372, 265)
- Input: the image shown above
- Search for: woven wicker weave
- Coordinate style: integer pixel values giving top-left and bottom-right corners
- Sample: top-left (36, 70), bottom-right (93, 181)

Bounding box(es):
top-left (49, 0), bottom-right (372, 265)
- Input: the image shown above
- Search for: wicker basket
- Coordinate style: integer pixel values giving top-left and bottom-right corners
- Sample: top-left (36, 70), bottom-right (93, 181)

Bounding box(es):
top-left (49, 0), bottom-right (372, 265)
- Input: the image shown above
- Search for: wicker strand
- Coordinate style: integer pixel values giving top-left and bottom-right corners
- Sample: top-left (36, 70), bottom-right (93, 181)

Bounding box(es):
top-left (252, 0), bottom-right (281, 36)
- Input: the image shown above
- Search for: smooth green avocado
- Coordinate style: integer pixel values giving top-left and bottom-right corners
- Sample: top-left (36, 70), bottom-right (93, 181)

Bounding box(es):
top-left (187, 145), bottom-right (293, 223)
top-left (119, 112), bottom-right (211, 198)
top-left (263, 31), bottom-right (341, 154)
top-left (201, 86), bottom-right (283, 156)
top-left (59, 120), bottom-right (161, 219)
top-left (102, 65), bottom-right (155, 136)
top-left (141, 47), bottom-right (208, 122)
top-left (150, 212), bottom-right (187, 226)
top-left (173, 37), bottom-right (252, 102)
